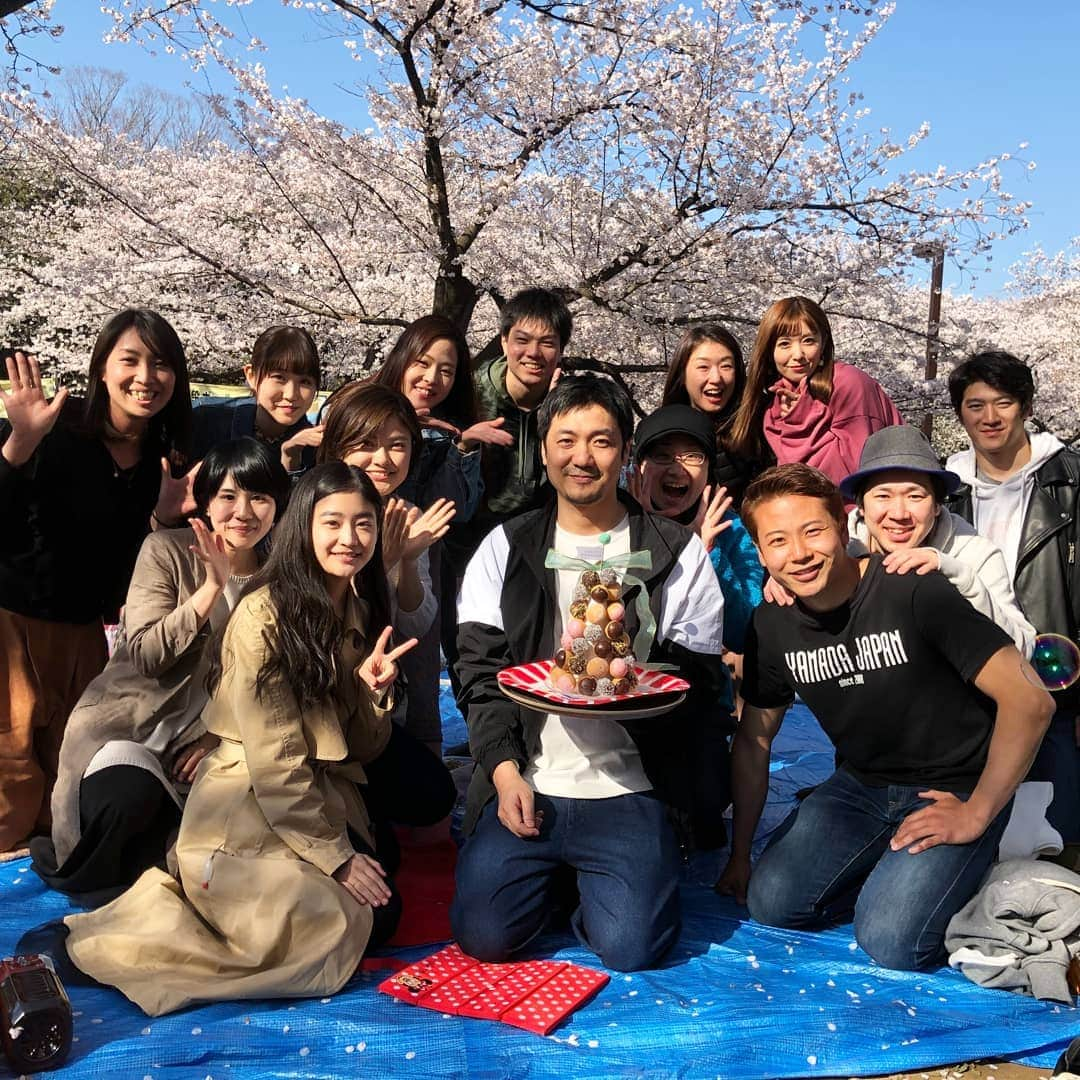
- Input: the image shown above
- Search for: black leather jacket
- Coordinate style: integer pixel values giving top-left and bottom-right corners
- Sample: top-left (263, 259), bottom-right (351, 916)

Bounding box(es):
top-left (947, 446), bottom-right (1080, 711)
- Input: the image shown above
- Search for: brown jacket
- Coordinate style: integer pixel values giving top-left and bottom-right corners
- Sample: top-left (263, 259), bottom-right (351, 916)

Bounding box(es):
top-left (50, 528), bottom-right (230, 865)
top-left (65, 583), bottom-right (392, 1016)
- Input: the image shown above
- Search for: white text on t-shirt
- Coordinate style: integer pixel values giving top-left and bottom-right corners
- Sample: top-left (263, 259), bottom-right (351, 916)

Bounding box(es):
top-left (784, 629), bottom-right (910, 685)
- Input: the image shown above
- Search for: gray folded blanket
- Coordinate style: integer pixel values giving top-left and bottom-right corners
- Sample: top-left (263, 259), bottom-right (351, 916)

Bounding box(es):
top-left (945, 858), bottom-right (1080, 1003)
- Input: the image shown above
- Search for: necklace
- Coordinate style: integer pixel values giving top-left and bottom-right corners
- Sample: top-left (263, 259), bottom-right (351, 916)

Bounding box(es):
top-left (103, 420), bottom-right (142, 442)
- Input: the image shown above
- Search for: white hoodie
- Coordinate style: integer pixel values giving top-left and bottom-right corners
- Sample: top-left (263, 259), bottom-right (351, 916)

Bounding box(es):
top-left (947, 431), bottom-right (1064, 580)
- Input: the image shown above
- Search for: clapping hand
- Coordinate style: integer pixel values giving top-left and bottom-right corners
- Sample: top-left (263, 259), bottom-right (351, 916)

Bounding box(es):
top-left (382, 496), bottom-right (456, 570)
top-left (189, 517), bottom-right (231, 590)
top-left (357, 625), bottom-right (418, 695)
top-left (1, 352), bottom-right (68, 466)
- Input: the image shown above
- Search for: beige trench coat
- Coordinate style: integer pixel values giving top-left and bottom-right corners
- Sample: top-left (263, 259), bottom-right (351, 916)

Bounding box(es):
top-left (64, 585), bottom-right (392, 1016)
top-left (50, 527), bottom-right (230, 865)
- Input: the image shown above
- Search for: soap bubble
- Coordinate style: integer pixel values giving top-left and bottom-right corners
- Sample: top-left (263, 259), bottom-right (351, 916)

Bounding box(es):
top-left (1028, 634), bottom-right (1080, 691)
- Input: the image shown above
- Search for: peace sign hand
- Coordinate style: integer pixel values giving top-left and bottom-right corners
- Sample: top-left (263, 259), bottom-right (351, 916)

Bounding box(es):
top-left (777, 379), bottom-right (805, 419)
top-left (357, 625), bottom-right (419, 695)
top-left (1, 352), bottom-right (69, 467)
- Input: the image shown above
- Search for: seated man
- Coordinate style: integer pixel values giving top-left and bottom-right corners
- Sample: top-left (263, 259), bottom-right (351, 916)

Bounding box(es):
top-left (451, 375), bottom-right (733, 972)
top-left (717, 463), bottom-right (1053, 971)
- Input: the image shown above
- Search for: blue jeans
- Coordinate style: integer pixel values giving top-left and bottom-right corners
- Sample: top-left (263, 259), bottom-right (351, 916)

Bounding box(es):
top-left (451, 791), bottom-right (680, 972)
top-left (746, 768), bottom-right (1011, 971)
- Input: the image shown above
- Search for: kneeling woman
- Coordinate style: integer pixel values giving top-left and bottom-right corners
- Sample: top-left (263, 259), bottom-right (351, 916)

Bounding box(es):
top-left (31, 438), bottom-right (289, 900)
top-left (61, 463), bottom-right (453, 1016)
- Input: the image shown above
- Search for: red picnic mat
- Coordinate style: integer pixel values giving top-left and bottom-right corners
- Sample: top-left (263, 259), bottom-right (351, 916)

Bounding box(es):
top-left (378, 943), bottom-right (609, 1035)
top-left (385, 825), bottom-right (457, 948)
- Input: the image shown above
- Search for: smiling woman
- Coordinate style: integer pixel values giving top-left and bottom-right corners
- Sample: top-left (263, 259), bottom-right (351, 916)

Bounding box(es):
top-left (661, 323), bottom-right (754, 506)
top-left (189, 326), bottom-right (321, 470)
top-left (0, 309), bottom-right (193, 854)
top-left (729, 297), bottom-right (903, 487)
top-left (31, 438), bottom-right (290, 899)
top-left (317, 382), bottom-right (454, 753)
top-left (59, 463), bottom-right (455, 1016)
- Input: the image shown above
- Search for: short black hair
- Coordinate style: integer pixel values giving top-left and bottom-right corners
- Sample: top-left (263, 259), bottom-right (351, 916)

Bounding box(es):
top-left (499, 287), bottom-right (573, 348)
top-left (948, 350), bottom-right (1035, 415)
top-left (194, 437), bottom-right (291, 521)
top-left (537, 373), bottom-right (634, 448)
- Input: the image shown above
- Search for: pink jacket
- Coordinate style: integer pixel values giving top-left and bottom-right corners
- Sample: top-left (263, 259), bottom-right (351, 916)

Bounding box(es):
top-left (764, 361), bottom-right (903, 486)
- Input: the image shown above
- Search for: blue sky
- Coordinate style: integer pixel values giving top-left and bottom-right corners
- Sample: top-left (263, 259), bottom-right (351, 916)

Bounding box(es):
top-left (29, 1), bottom-right (1079, 297)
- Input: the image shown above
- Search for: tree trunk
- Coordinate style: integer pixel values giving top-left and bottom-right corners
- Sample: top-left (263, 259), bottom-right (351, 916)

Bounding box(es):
top-left (431, 268), bottom-right (478, 335)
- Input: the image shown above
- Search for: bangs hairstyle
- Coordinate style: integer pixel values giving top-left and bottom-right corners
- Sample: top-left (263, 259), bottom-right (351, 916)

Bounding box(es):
top-left (537, 373), bottom-right (634, 448)
top-left (372, 315), bottom-right (478, 428)
top-left (729, 297), bottom-right (835, 460)
top-left (248, 325), bottom-right (321, 388)
top-left (853, 471), bottom-right (946, 507)
top-left (82, 308), bottom-right (191, 457)
top-left (499, 287), bottom-right (574, 348)
top-left (660, 322), bottom-right (746, 434)
top-left (193, 437), bottom-right (291, 522)
top-left (206, 463), bottom-right (391, 709)
top-left (741, 463), bottom-right (846, 543)
top-left (947, 350), bottom-right (1035, 415)
top-left (316, 382), bottom-right (422, 466)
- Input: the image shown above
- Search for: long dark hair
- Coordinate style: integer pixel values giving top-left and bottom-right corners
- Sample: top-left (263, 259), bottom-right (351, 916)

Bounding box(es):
top-left (193, 437), bottom-right (291, 524)
top-left (372, 315), bottom-right (478, 428)
top-left (81, 308), bottom-right (192, 459)
top-left (729, 296), bottom-right (836, 461)
top-left (660, 323), bottom-right (746, 443)
top-left (206, 463), bottom-right (391, 708)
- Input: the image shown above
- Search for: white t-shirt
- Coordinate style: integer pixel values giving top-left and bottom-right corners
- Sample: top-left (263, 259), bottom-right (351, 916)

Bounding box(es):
top-left (523, 514), bottom-right (652, 799)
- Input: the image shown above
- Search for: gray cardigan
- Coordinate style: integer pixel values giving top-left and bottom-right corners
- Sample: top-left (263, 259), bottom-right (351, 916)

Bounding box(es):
top-left (945, 858), bottom-right (1080, 1003)
top-left (50, 528), bottom-right (232, 864)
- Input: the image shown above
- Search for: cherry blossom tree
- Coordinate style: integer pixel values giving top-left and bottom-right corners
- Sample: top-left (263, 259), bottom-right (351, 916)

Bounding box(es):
top-left (1, 0), bottom-right (1033, 416)
top-left (930, 242), bottom-right (1080, 446)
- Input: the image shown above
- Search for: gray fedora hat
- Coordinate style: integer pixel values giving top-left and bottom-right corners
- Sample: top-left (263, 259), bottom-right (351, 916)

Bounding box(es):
top-left (839, 425), bottom-right (961, 501)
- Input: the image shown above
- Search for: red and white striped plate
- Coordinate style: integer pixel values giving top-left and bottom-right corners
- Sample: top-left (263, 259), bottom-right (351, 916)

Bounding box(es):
top-left (497, 659), bottom-right (689, 707)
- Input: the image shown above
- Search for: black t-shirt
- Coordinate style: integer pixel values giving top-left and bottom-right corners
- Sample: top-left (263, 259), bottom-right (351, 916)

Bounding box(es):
top-left (743, 556), bottom-right (1013, 791)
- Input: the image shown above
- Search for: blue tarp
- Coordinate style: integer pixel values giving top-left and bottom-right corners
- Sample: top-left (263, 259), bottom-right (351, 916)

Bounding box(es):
top-left (1, 697), bottom-right (1074, 1079)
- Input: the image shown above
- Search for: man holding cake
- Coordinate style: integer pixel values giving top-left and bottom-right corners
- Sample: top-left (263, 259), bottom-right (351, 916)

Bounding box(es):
top-left (451, 374), bottom-right (733, 972)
